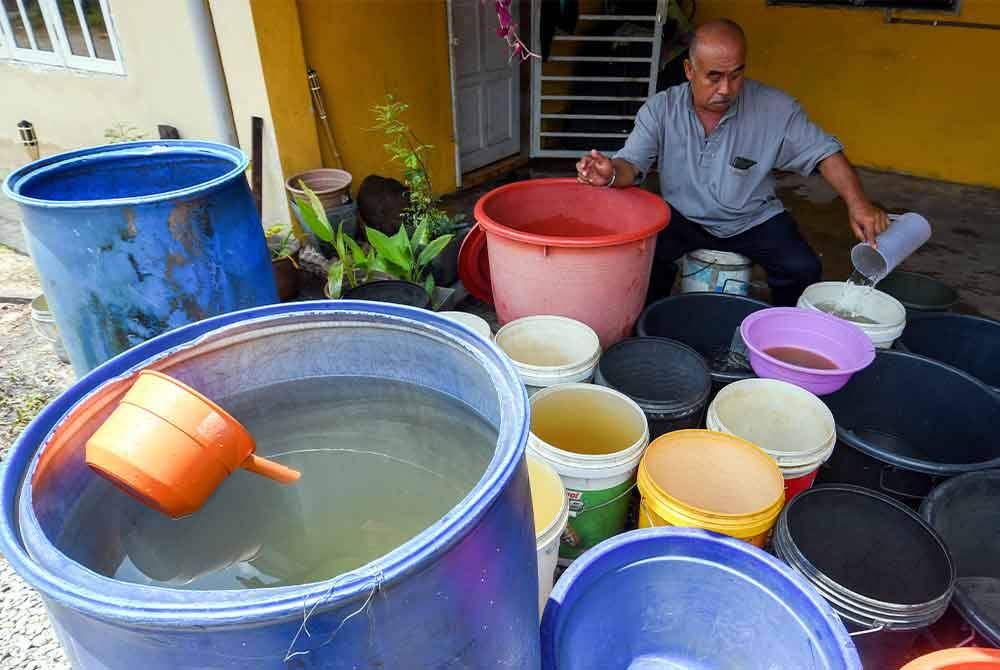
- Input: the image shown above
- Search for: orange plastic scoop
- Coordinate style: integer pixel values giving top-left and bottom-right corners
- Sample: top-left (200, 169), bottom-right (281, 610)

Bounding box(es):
top-left (85, 370), bottom-right (300, 518)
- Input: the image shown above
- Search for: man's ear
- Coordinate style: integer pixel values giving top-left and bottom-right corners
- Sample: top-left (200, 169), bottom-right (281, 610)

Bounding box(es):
top-left (683, 58), bottom-right (694, 82)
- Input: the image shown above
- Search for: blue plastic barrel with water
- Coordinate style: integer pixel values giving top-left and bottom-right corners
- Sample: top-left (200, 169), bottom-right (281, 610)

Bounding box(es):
top-left (0, 301), bottom-right (539, 669)
top-left (2, 141), bottom-right (277, 375)
top-left (541, 527), bottom-right (861, 669)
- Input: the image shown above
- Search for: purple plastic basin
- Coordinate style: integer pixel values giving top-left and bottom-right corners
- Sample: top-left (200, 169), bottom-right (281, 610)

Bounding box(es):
top-left (740, 307), bottom-right (875, 395)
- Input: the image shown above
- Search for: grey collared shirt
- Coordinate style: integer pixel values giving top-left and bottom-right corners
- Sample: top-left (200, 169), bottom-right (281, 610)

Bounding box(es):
top-left (614, 79), bottom-right (843, 238)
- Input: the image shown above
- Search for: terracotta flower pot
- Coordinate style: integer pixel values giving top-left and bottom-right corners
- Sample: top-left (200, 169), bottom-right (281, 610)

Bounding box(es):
top-left (271, 254), bottom-right (299, 301)
top-left (285, 168), bottom-right (352, 211)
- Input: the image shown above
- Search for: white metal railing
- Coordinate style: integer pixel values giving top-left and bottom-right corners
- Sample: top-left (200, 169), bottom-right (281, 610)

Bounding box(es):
top-left (530, 0), bottom-right (666, 158)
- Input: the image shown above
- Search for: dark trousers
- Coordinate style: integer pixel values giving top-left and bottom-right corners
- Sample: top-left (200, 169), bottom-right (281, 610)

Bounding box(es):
top-left (647, 208), bottom-right (822, 306)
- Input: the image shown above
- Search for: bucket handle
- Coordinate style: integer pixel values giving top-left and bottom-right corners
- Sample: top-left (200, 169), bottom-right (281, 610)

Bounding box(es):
top-left (640, 498), bottom-right (656, 527)
top-left (848, 624), bottom-right (885, 638)
top-left (573, 482), bottom-right (638, 518)
top-left (879, 466), bottom-right (928, 502)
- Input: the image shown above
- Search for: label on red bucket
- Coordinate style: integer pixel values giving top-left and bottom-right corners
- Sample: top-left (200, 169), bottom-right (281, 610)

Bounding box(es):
top-left (559, 480), bottom-right (633, 560)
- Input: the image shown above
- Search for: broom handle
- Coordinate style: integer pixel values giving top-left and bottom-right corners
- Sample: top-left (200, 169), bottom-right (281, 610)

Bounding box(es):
top-left (308, 69), bottom-right (344, 169)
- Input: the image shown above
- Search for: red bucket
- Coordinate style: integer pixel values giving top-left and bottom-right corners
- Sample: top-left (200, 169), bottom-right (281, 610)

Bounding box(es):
top-left (474, 179), bottom-right (669, 348)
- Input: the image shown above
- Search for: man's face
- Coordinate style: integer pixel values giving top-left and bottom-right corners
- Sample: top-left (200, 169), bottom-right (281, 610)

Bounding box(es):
top-left (684, 39), bottom-right (746, 114)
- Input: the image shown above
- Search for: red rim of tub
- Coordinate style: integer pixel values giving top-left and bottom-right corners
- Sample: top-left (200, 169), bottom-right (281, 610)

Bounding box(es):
top-left (458, 223), bottom-right (494, 303)
top-left (472, 178), bottom-right (670, 249)
top-left (901, 648), bottom-right (1000, 669)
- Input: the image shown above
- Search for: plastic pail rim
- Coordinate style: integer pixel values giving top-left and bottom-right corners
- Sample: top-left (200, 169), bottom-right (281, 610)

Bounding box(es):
top-left (527, 384), bottom-right (649, 480)
top-left (706, 378), bottom-right (836, 467)
top-left (3, 141), bottom-right (249, 209)
top-left (495, 316), bottom-right (601, 387)
top-left (636, 430), bottom-right (784, 537)
top-left (0, 301), bottom-right (531, 625)
top-left (473, 178), bottom-right (669, 249)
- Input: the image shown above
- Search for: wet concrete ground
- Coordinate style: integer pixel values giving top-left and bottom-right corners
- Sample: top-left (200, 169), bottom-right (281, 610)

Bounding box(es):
top-left (443, 161), bottom-right (1000, 319)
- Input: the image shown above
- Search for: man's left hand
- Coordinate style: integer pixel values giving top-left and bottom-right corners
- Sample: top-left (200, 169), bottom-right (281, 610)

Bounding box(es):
top-left (848, 201), bottom-right (890, 246)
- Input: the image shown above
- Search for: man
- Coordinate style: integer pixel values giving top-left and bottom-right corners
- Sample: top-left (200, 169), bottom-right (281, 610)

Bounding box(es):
top-left (576, 19), bottom-right (889, 306)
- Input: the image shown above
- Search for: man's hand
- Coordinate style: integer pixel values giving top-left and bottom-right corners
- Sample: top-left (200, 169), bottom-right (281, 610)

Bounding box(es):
top-left (817, 153), bottom-right (890, 246)
top-left (576, 150), bottom-right (614, 187)
top-left (848, 200), bottom-right (890, 247)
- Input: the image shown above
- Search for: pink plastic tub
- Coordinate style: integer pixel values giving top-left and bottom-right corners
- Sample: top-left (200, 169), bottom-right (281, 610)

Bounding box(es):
top-left (474, 179), bottom-right (670, 348)
top-left (740, 307), bottom-right (875, 395)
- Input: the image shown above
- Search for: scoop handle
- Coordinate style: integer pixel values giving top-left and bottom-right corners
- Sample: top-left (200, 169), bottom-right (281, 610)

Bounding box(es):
top-left (240, 453), bottom-right (301, 483)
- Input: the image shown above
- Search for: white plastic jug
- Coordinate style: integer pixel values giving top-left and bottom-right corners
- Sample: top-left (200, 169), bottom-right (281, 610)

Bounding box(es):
top-left (851, 213), bottom-right (931, 283)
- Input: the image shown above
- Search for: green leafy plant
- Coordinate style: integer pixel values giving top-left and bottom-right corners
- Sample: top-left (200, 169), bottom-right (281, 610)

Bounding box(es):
top-left (294, 184), bottom-right (373, 298)
top-left (265, 224), bottom-right (298, 262)
top-left (365, 218), bottom-right (454, 297)
top-left (294, 182), bottom-right (453, 299)
top-left (371, 95), bottom-right (465, 241)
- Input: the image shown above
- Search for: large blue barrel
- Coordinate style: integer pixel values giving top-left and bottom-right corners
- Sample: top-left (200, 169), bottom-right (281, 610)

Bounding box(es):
top-left (541, 527), bottom-right (861, 669)
top-left (0, 301), bottom-right (539, 669)
top-left (2, 141), bottom-right (278, 376)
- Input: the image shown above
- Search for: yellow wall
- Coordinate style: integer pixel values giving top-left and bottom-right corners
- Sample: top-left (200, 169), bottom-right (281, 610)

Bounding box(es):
top-left (294, 0), bottom-right (458, 193)
top-left (249, 0), bottom-right (323, 187)
top-left (697, 2), bottom-right (1000, 188)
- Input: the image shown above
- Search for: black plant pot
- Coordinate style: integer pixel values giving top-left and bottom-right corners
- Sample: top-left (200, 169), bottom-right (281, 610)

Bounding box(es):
top-left (431, 225), bottom-right (472, 287)
top-left (343, 280), bottom-right (432, 309)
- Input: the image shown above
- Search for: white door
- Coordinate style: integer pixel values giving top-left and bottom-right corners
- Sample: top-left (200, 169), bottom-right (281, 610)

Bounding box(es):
top-left (450, 0), bottom-right (520, 173)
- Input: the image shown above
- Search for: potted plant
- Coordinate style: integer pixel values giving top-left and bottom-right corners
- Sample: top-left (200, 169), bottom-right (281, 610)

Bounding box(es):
top-left (293, 184), bottom-right (454, 309)
top-left (285, 168), bottom-right (352, 212)
top-left (371, 96), bottom-right (471, 286)
top-left (266, 224), bottom-right (300, 301)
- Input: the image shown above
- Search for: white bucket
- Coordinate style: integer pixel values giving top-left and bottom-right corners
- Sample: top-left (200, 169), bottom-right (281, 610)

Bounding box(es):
top-left (527, 455), bottom-right (569, 612)
top-left (706, 378), bottom-right (835, 472)
top-left (495, 316), bottom-right (601, 396)
top-left (527, 384), bottom-right (649, 565)
top-left (29, 295), bottom-right (70, 364)
top-left (439, 311), bottom-right (492, 339)
top-left (797, 281), bottom-right (906, 349)
top-left (681, 249), bottom-right (753, 296)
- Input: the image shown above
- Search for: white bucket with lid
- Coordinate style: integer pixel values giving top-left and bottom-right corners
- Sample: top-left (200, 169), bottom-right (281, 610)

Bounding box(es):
top-left (527, 455), bottom-right (569, 612)
top-left (30, 295), bottom-right (70, 364)
top-left (681, 249), bottom-right (753, 296)
top-left (439, 311), bottom-right (492, 339)
top-left (706, 378), bottom-right (835, 497)
top-left (495, 316), bottom-right (601, 396)
top-left (797, 281), bottom-right (907, 349)
top-left (527, 383), bottom-right (649, 565)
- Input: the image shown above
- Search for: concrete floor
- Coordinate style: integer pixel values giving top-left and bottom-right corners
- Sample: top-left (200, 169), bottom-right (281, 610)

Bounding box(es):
top-left (444, 161), bottom-right (1000, 319)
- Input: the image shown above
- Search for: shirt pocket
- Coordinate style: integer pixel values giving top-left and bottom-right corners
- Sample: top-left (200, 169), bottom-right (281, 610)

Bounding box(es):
top-left (720, 163), bottom-right (756, 209)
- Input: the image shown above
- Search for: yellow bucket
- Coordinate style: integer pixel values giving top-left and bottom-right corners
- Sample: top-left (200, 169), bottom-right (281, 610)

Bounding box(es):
top-left (527, 455), bottom-right (569, 612)
top-left (637, 430), bottom-right (785, 547)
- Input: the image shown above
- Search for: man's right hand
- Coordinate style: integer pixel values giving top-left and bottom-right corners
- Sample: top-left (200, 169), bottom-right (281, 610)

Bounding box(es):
top-left (576, 149), bottom-right (615, 187)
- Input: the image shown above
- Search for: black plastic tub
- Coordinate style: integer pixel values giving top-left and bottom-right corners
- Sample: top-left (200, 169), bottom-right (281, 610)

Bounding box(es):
top-left (595, 337), bottom-right (711, 438)
top-left (877, 271), bottom-right (958, 313)
top-left (343, 280), bottom-right (432, 309)
top-left (636, 293), bottom-right (769, 392)
top-left (817, 350), bottom-right (1000, 503)
top-left (921, 471), bottom-right (1000, 648)
top-left (773, 484), bottom-right (955, 670)
top-left (898, 313), bottom-right (1000, 392)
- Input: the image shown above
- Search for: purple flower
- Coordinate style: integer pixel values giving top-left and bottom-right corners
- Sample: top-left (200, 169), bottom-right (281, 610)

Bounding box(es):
top-left (496, 1), bottom-right (512, 29)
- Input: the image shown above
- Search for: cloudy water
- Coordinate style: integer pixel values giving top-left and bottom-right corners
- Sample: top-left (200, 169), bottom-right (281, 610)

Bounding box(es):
top-left (61, 376), bottom-right (497, 590)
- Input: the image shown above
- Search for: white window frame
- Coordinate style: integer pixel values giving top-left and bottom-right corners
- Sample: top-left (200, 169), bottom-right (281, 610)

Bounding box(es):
top-left (0, 0), bottom-right (124, 74)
